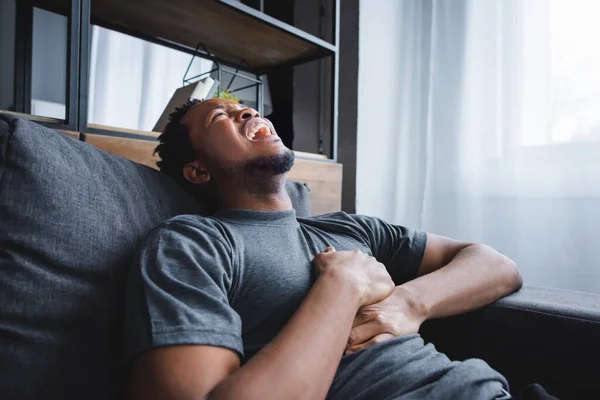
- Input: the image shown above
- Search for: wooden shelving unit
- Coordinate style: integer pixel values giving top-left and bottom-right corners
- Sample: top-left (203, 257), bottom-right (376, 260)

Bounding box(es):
top-left (11, 0), bottom-right (341, 154)
top-left (6, 0), bottom-right (344, 213)
top-left (98, 0), bottom-right (335, 71)
top-left (15, 0), bottom-right (341, 160)
top-left (34, 0), bottom-right (336, 72)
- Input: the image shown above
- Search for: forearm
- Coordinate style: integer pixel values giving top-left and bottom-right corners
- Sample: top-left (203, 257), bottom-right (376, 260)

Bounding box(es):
top-left (400, 244), bottom-right (522, 320)
top-left (209, 274), bottom-right (361, 400)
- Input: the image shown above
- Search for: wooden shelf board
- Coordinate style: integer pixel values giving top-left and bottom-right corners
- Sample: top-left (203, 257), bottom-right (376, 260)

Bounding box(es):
top-left (0, 110), bottom-right (64, 124)
top-left (87, 123), bottom-right (160, 138)
top-left (87, 125), bottom-right (331, 160)
top-left (288, 158), bottom-right (343, 215)
top-left (35, 0), bottom-right (335, 70)
top-left (84, 133), bottom-right (160, 169)
top-left (293, 150), bottom-right (328, 160)
top-left (58, 130), bottom-right (79, 139)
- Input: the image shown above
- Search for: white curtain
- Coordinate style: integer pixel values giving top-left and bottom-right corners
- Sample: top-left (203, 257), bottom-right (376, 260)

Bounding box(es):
top-left (391, 0), bottom-right (600, 293)
top-left (88, 26), bottom-right (213, 132)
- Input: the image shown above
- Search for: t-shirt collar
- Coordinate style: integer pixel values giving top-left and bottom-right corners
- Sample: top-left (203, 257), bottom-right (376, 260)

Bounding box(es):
top-left (214, 208), bottom-right (298, 226)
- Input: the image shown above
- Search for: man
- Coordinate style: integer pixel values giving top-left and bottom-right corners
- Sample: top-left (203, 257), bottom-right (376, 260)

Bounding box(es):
top-left (124, 98), bottom-right (523, 399)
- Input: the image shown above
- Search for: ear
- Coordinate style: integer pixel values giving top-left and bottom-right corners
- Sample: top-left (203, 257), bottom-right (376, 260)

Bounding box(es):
top-left (183, 160), bottom-right (211, 185)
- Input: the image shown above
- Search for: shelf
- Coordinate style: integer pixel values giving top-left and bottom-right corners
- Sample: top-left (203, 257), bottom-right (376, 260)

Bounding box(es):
top-left (35, 0), bottom-right (336, 71)
top-left (294, 150), bottom-right (328, 160)
top-left (87, 124), bottom-right (332, 160)
top-left (0, 110), bottom-right (64, 124)
top-left (87, 124), bottom-right (160, 139)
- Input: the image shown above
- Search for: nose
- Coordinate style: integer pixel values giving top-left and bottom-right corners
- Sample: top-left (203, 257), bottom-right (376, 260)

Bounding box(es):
top-left (236, 107), bottom-right (260, 122)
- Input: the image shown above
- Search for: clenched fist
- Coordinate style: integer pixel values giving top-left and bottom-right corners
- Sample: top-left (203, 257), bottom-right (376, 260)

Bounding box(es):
top-left (312, 246), bottom-right (395, 308)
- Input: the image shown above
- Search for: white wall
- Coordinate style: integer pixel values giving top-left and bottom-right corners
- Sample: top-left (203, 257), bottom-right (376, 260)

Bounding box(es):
top-left (356, 0), bottom-right (404, 219)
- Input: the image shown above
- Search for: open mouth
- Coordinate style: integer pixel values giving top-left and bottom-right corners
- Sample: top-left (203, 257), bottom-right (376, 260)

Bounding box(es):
top-left (244, 118), bottom-right (275, 141)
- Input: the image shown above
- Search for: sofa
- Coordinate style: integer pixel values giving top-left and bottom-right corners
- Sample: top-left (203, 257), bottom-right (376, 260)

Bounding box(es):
top-left (1, 114), bottom-right (599, 399)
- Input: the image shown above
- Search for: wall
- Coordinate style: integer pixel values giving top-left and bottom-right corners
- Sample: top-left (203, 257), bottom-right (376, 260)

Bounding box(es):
top-left (356, 0), bottom-right (403, 219)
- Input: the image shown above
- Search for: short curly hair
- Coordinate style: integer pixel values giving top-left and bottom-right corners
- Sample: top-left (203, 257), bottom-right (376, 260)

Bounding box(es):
top-left (154, 98), bottom-right (203, 193)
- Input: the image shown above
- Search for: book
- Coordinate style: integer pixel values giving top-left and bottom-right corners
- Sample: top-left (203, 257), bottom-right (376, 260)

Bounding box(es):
top-left (153, 76), bottom-right (218, 132)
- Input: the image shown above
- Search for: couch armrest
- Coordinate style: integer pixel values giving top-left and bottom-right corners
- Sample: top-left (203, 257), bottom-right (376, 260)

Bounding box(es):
top-left (420, 286), bottom-right (600, 399)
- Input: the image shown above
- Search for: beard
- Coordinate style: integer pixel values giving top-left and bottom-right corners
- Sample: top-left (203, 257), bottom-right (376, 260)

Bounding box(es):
top-left (217, 148), bottom-right (295, 194)
top-left (190, 149), bottom-right (295, 209)
top-left (220, 148), bottom-right (295, 177)
top-left (241, 149), bottom-right (295, 176)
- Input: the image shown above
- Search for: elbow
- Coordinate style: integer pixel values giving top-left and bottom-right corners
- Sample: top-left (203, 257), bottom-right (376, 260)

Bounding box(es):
top-left (501, 254), bottom-right (523, 293)
top-left (477, 244), bottom-right (523, 296)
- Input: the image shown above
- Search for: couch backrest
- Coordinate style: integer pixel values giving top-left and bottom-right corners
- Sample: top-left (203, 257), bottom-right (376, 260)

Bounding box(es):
top-left (0, 115), bottom-right (308, 399)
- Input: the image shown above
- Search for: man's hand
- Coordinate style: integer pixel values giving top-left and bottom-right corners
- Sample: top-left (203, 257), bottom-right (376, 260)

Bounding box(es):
top-left (345, 235), bottom-right (523, 355)
top-left (345, 286), bottom-right (426, 354)
top-left (312, 246), bottom-right (395, 307)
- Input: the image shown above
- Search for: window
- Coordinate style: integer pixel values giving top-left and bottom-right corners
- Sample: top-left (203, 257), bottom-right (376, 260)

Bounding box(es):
top-left (520, 0), bottom-right (600, 146)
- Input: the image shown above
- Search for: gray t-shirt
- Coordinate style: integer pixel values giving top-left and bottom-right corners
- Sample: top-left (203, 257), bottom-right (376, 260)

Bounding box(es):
top-left (124, 209), bottom-right (509, 399)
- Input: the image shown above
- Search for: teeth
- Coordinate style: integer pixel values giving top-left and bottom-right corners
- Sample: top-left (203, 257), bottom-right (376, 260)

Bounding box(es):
top-left (247, 124), bottom-right (270, 140)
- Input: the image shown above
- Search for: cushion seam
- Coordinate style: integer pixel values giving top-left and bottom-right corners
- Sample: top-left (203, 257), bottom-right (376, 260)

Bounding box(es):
top-left (489, 303), bottom-right (600, 324)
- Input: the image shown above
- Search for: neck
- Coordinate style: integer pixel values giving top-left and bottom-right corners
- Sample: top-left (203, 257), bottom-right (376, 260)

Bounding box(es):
top-left (217, 174), bottom-right (292, 211)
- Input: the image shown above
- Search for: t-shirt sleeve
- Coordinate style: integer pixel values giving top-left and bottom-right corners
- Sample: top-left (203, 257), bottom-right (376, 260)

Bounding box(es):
top-left (123, 219), bottom-right (243, 364)
top-left (350, 215), bottom-right (428, 285)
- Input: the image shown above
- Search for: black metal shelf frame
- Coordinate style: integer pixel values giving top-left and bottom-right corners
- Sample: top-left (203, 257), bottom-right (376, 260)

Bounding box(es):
top-left (14, 0), bottom-right (340, 161)
top-left (181, 43), bottom-right (265, 116)
top-left (14, 0), bottom-right (82, 132)
top-left (217, 0), bottom-right (338, 65)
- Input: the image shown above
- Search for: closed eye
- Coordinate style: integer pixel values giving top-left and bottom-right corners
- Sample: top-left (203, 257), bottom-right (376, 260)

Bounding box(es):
top-left (211, 112), bottom-right (226, 123)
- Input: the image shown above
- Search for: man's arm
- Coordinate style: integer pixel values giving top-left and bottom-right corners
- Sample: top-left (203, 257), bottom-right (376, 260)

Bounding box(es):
top-left (127, 248), bottom-right (394, 400)
top-left (346, 233), bottom-right (523, 352)
top-left (402, 233), bottom-right (522, 319)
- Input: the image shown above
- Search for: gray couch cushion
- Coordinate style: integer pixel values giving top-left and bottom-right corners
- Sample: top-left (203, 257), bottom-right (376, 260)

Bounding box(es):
top-left (0, 115), bottom-right (309, 399)
top-left (285, 179), bottom-right (311, 218)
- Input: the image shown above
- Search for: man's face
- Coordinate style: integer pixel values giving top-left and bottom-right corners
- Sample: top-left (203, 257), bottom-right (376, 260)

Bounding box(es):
top-left (182, 98), bottom-right (290, 176)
